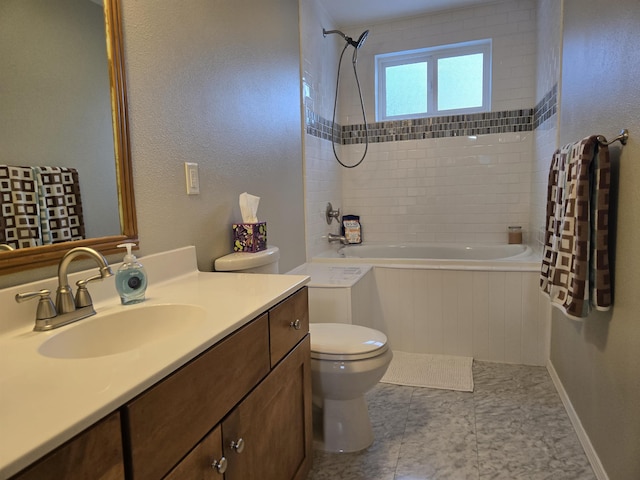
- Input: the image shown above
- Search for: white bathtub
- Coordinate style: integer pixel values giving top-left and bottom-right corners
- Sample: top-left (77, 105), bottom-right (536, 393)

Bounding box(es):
top-left (314, 242), bottom-right (539, 271)
top-left (311, 243), bottom-right (550, 366)
top-left (340, 243), bottom-right (530, 260)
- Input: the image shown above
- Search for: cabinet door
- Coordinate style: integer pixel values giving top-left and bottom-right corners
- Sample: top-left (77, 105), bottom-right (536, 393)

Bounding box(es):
top-left (124, 315), bottom-right (270, 480)
top-left (222, 335), bottom-right (312, 480)
top-left (165, 425), bottom-right (226, 480)
top-left (269, 287), bottom-right (309, 367)
top-left (12, 412), bottom-right (124, 480)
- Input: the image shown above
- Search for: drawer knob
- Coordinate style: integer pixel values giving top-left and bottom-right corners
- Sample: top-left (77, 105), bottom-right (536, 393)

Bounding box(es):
top-left (230, 437), bottom-right (245, 454)
top-left (211, 456), bottom-right (227, 474)
top-left (290, 319), bottom-right (301, 330)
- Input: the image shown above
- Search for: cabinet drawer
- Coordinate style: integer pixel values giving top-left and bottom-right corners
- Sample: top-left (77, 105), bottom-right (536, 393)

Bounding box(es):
top-left (12, 412), bottom-right (124, 480)
top-left (268, 287), bottom-right (309, 367)
top-left (124, 315), bottom-right (270, 480)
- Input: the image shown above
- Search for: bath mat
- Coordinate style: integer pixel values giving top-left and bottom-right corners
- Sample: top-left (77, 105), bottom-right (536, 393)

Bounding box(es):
top-left (380, 351), bottom-right (474, 392)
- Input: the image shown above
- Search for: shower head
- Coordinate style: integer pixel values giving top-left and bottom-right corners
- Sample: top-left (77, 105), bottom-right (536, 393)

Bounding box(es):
top-left (323, 28), bottom-right (370, 49)
top-left (354, 30), bottom-right (369, 49)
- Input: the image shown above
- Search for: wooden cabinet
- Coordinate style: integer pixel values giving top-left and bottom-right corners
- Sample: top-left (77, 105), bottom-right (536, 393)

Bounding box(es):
top-left (11, 412), bottom-right (124, 480)
top-left (125, 315), bottom-right (271, 480)
top-left (126, 286), bottom-right (311, 480)
top-left (11, 287), bottom-right (311, 480)
top-left (165, 336), bottom-right (311, 480)
top-left (222, 335), bottom-right (311, 480)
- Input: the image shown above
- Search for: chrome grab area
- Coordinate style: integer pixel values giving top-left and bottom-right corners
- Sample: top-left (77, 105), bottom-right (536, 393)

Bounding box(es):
top-left (211, 457), bottom-right (228, 474)
top-left (230, 438), bottom-right (245, 453)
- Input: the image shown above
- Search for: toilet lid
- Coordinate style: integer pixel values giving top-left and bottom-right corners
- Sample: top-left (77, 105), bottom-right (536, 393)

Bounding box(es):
top-left (309, 323), bottom-right (388, 360)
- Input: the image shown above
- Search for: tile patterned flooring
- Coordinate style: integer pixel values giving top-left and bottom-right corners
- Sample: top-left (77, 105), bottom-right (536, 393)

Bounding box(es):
top-left (308, 362), bottom-right (596, 480)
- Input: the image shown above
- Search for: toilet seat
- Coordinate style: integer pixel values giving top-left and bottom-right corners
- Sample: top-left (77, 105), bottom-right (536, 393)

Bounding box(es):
top-left (310, 323), bottom-right (388, 361)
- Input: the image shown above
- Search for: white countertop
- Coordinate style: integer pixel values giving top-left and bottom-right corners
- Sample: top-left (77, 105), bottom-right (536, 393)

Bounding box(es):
top-left (0, 247), bottom-right (309, 478)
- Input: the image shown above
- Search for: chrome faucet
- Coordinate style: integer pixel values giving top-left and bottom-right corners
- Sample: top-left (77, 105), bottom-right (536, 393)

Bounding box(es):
top-left (15, 247), bottom-right (113, 331)
top-left (328, 233), bottom-right (349, 245)
top-left (0, 243), bottom-right (14, 251)
top-left (56, 247), bottom-right (113, 314)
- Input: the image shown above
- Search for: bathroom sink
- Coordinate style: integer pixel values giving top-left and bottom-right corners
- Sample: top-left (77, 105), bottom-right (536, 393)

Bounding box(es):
top-left (38, 304), bottom-right (206, 359)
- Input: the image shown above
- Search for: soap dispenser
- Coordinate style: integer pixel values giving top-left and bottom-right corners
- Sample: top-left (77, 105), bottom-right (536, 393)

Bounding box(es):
top-left (115, 243), bottom-right (147, 305)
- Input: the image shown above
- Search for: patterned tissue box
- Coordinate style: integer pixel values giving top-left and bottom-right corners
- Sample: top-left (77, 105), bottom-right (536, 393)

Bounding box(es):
top-left (233, 222), bottom-right (267, 252)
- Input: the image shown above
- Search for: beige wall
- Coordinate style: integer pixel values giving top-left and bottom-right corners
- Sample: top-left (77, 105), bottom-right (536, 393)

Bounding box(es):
top-left (0, 0), bottom-right (306, 288)
top-left (553, 1), bottom-right (640, 478)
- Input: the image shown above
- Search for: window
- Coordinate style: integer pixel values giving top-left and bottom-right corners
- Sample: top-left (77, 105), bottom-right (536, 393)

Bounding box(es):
top-left (375, 40), bottom-right (491, 121)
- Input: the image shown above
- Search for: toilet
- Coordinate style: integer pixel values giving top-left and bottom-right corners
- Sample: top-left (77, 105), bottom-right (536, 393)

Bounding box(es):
top-left (214, 249), bottom-right (392, 453)
top-left (309, 322), bottom-right (392, 453)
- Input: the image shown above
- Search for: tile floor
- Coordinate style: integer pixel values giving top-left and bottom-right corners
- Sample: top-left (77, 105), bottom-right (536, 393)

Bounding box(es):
top-left (308, 361), bottom-right (596, 480)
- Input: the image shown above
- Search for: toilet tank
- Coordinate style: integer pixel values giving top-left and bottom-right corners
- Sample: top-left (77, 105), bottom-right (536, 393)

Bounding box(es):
top-left (214, 246), bottom-right (280, 273)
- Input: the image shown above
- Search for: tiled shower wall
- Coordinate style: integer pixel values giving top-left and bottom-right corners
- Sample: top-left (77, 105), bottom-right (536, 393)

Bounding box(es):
top-left (301, 0), bottom-right (560, 250)
top-left (531, 0), bottom-right (562, 253)
top-left (299, 0), bottom-right (344, 259)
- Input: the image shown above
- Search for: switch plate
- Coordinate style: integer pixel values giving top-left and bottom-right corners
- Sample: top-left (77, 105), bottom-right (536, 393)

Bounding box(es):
top-left (184, 162), bottom-right (200, 195)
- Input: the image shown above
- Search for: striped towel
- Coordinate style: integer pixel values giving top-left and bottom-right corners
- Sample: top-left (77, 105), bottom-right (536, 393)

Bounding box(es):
top-left (540, 136), bottom-right (612, 320)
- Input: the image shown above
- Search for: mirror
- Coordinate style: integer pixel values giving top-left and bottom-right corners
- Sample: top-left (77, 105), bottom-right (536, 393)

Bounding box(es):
top-left (0, 0), bottom-right (137, 274)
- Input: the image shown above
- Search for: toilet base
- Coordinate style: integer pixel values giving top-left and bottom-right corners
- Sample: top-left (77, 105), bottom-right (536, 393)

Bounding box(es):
top-left (314, 396), bottom-right (374, 453)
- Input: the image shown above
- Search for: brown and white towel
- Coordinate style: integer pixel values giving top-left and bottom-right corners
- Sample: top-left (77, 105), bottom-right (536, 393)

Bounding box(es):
top-left (34, 166), bottom-right (86, 245)
top-left (540, 136), bottom-right (612, 319)
top-left (0, 165), bottom-right (42, 249)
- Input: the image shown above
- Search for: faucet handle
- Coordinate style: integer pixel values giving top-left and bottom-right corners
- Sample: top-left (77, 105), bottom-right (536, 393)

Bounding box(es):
top-left (325, 202), bottom-right (341, 225)
top-left (15, 290), bottom-right (57, 321)
top-left (74, 274), bottom-right (104, 308)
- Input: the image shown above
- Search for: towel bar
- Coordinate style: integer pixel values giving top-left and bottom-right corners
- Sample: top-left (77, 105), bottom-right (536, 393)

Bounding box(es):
top-left (596, 129), bottom-right (629, 146)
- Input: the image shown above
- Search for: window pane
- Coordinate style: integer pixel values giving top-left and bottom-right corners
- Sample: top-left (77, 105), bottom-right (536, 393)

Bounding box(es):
top-left (437, 53), bottom-right (483, 111)
top-left (385, 62), bottom-right (428, 117)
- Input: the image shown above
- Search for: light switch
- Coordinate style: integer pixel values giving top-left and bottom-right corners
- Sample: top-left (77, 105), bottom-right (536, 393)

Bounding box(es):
top-left (184, 162), bottom-right (200, 195)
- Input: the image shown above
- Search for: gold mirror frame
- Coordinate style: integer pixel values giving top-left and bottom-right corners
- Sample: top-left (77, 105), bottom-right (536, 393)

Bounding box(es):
top-left (0, 0), bottom-right (137, 275)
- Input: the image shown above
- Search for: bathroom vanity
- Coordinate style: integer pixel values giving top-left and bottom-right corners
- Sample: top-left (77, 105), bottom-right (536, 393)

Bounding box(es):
top-left (0, 247), bottom-right (311, 480)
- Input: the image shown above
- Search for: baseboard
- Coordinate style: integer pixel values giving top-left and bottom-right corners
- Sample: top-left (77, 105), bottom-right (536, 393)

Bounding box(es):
top-left (546, 361), bottom-right (610, 480)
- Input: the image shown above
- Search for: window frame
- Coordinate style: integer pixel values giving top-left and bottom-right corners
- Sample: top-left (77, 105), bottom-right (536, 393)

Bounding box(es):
top-left (375, 39), bottom-right (492, 121)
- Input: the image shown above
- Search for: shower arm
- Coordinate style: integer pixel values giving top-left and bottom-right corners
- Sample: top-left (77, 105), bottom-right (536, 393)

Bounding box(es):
top-left (323, 28), bottom-right (368, 49)
top-left (323, 28), bottom-right (348, 41)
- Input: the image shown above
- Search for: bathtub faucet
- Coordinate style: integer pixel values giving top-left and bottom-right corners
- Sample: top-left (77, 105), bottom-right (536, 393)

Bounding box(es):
top-left (328, 233), bottom-right (349, 245)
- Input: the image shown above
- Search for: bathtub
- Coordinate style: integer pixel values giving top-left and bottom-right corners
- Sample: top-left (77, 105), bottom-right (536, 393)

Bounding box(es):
top-left (311, 243), bottom-right (549, 366)
top-left (314, 242), bottom-right (540, 271)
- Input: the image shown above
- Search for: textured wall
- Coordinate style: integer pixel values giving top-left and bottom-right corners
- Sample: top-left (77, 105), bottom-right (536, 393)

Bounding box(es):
top-left (552, 1), bottom-right (640, 478)
top-left (120, 0), bottom-right (305, 273)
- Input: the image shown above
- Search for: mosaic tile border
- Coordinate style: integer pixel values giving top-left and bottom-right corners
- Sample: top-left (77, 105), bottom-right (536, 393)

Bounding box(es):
top-left (305, 109), bottom-right (341, 143)
top-left (306, 83), bottom-right (558, 144)
top-left (533, 83), bottom-right (558, 129)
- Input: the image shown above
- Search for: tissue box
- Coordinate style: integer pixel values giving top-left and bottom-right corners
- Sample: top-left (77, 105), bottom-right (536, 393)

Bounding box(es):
top-left (233, 222), bottom-right (267, 252)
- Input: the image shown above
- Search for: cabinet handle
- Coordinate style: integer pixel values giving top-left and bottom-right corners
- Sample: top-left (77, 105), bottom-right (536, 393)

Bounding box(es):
top-left (289, 319), bottom-right (301, 330)
top-left (230, 437), bottom-right (245, 453)
top-left (211, 456), bottom-right (227, 474)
